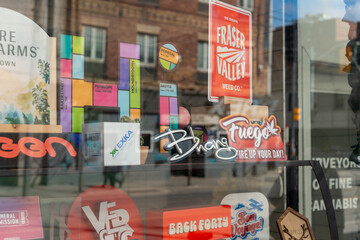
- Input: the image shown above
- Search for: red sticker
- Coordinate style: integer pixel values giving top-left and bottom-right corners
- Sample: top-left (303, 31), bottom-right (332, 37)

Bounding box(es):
top-left (220, 115), bottom-right (287, 161)
top-left (209, 0), bottom-right (252, 102)
top-left (67, 185), bottom-right (143, 240)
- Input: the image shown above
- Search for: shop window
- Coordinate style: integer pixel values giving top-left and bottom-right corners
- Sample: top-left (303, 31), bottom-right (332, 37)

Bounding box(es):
top-left (198, 0), bottom-right (209, 14)
top-left (197, 41), bottom-right (208, 83)
top-left (239, 0), bottom-right (253, 10)
top-left (82, 26), bottom-right (106, 78)
top-left (137, 33), bottom-right (157, 80)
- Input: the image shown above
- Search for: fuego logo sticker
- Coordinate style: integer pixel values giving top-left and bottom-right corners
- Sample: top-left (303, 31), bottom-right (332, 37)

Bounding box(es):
top-left (220, 115), bottom-right (286, 162)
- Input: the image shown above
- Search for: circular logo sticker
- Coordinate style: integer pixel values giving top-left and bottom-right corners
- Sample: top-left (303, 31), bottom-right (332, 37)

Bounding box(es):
top-left (67, 185), bottom-right (143, 240)
top-left (159, 43), bottom-right (180, 71)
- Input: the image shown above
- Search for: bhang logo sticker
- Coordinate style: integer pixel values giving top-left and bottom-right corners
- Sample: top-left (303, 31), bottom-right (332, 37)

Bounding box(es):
top-left (221, 193), bottom-right (269, 240)
top-left (67, 185), bottom-right (143, 240)
top-left (220, 114), bottom-right (287, 162)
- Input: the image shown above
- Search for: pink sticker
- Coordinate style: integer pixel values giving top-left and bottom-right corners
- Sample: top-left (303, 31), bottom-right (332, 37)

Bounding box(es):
top-left (160, 97), bottom-right (169, 125)
top-left (93, 83), bottom-right (118, 107)
top-left (60, 59), bottom-right (72, 78)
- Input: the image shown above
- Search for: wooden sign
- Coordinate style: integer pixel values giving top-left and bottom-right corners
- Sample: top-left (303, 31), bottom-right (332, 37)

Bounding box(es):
top-left (277, 207), bottom-right (315, 240)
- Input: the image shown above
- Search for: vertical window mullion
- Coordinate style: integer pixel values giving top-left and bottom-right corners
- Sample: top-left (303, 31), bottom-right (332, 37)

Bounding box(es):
top-left (144, 35), bottom-right (149, 65)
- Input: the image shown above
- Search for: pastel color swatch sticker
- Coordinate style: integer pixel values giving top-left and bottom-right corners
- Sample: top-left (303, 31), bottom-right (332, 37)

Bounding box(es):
top-left (169, 98), bottom-right (178, 115)
top-left (73, 36), bottom-right (84, 55)
top-left (72, 107), bottom-right (84, 133)
top-left (119, 58), bottom-right (130, 90)
top-left (129, 59), bottom-right (141, 108)
top-left (118, 90), bottom-right (130, 117)
top-left (94, 83), bottom-right (117, 107)
top-left (160, 125), bottom-right (169, 153)
top-left (130, 109), bottom-right (141, 120)
top-left (61, 59), bottom-right (72, 78)
top-left (72, 80), bottom-right (93, 107)
top-left (60, 78), bottom-right (72, 132)
top-left (72, 54), bottom-right (85, 79)
top-left (160, 83), bottom-right (177, 97)
top-left (120, 42), bottom-right (140, 59)
top-left (160, 97), bottom-right (169, 125)
top-left (61, 35), bottom-right (72, 59)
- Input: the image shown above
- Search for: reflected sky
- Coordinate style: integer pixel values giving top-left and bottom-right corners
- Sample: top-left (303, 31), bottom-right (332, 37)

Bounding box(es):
top-left (273, 0), bottom-right (346, 27)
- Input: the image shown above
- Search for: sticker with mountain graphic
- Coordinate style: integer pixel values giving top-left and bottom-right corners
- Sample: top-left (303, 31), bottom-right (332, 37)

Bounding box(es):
top-left (209, 0), bottom-right (252, 102)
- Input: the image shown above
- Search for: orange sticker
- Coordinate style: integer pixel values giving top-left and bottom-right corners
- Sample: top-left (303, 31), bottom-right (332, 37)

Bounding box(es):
top-left (147, 205), bottom-right (231, 240)
top-left (160, 126), bottom-right (169, 153)
top-left (159, 47), bottom-right (179, 64)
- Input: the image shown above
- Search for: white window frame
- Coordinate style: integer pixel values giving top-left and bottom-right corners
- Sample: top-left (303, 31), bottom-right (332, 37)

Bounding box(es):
top-left (198, 41), bottom-right (208, 72)
top-left (239, 0), bottom-right (254, 10)
top-left (137, 33), bottom-right (157, 68)
top-left (82, 26), bottom-right (106, 63)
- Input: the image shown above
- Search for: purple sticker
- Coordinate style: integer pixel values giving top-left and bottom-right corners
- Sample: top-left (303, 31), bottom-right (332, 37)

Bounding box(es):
top-left (169, 97), bottom-right (178, 116)
top-left (60, 78), bottom-right (72, 132)
top-left (119, 58), bottom-right (130, 90)
top-left (119, 43), bottom-right (140, 59)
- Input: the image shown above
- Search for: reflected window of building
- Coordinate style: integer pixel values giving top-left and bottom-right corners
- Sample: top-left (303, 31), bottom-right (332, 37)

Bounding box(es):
top-left (239, 0), bottom-right (253, 10)
top-left (138, 0), bottom-right (159, 4)
top-left (198, 0), bottom-right (209, 14)
top-left (82, 25), bottom-right (106, 78)
top-left (197, 41), bottom-right (208, 83)
top-left (137, 33), bottom-right (157, 80)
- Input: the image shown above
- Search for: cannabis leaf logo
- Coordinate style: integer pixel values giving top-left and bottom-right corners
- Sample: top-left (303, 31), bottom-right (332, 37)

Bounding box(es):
top-left (265, 117), bottom-right (280, 136)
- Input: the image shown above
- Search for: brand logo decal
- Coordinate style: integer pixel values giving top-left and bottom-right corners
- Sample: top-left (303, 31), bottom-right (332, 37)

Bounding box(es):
top-left (0, 136), bottom-right (77, 158)
top-left (82, 201), bottom-right (134, 240)
top-left (216, 46), bottom-right (246, 81)
top-left (0, 210), bottom-right (28, 227)
top-left (231, 210), bottom-right (264, 239)
top-left (154, 127), bottom-right (237, 162)
top-left (110, 130), bottom-right (134, 159)
top-left (220, 115), bottom-right (286, 161)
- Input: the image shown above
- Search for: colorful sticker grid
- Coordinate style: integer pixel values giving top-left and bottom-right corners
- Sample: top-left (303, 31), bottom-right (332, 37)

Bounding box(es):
top-left (119, 43), bottom-right (141, 120)
top-left (60, 38), bottom-right (141, 133)
top-left (60, 34), bottom-right (87, 133)
top-left (159, 83), bottom-right (179, 152)
top-left (60, 34), bottom-right (93, 133)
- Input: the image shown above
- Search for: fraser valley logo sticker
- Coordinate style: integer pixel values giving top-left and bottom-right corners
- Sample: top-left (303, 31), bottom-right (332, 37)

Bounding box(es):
top-left (209, 0), bottom-right (252, 101)
top-left (216, 46), bottom-right (246, 81)
top-left (82, 201), bottom-right (134, 240)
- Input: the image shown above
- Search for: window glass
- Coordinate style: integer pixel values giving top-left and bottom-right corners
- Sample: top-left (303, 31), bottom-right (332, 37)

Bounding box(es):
top-left (0, 0), bottom-right (352, 239)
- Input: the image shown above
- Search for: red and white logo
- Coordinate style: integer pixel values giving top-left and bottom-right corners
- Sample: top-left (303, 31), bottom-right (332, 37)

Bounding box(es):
top-left (220, 115), bottom-right (287, 161)
top-left (67, 185), bottom-right (143, 240)
top-left (209, 0), bottom-right (252, 102)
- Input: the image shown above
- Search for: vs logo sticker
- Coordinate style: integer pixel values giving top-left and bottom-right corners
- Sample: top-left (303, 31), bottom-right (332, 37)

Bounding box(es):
top-left (67, 185), bottom-right (143, 240)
